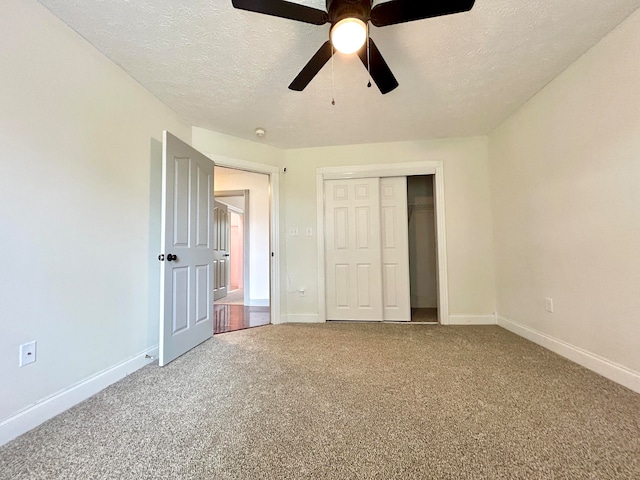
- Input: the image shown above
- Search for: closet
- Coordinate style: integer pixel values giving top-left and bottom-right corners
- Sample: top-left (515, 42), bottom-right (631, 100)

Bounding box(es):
top-left (324, 175), bottom-right (438, 322)
top-left (324, 175), bottom-right (437, 322)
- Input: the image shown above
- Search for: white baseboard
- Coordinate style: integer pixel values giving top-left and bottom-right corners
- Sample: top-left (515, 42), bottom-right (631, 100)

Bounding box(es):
top-left (282, 313), bottom-right (323, 323)
top-left (497, 316), bottom-right (640, 395)
top-left (448, 314), bottom-right (497, 325)
top-left (249, 298), bottom-right (269, 307)
top-left (0, 345), bottom-right (158, 447)
top-left (281, 314), bottom-right (499, 325)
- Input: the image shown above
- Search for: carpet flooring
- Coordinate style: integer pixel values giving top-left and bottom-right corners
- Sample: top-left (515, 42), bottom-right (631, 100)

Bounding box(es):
top-left (1, 324), bottom-right (639, 479)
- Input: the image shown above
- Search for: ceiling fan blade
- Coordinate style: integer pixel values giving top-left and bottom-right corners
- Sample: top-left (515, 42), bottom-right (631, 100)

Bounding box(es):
top-left (232, 0), bottom-right (328, 25)
top-left (370, 0), bottom-right (475, 27)
top-left (289, 41), bottom-right (333, 91)
top-left (357, 38), bottom-right (398, 95)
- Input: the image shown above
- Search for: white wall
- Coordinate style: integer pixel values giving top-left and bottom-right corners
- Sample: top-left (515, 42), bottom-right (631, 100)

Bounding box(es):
top-left (283, 138), bottom-right (497, 321)
top-left (489, 8), bottom-right (640, 382)
top-left (192, 127), bottom-right (283, 167)
top-left (214, 170), bottom-right (271, 304)
top-left (0, 0), bottom-right (191, 439)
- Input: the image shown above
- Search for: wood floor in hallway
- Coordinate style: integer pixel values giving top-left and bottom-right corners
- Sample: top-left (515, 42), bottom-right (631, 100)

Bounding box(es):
top-left (214, 304), bottom-right (270, 334)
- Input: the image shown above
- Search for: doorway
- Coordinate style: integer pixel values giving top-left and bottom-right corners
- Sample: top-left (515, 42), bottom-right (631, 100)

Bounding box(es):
top-left (213, 167), bottom-right (271, 334)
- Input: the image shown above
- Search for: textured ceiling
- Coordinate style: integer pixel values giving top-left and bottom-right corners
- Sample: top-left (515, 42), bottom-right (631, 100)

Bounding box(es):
top-left (37, 0), bottom-right (640, 149)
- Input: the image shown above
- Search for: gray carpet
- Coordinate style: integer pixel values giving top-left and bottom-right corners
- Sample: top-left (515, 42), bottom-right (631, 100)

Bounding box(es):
top-left (1, 324), bottom-right (639, 479)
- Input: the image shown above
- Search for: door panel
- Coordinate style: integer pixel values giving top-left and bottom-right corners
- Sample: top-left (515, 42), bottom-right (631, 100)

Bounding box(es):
top-left (172, 267), bottom-right (189, 333)
top-left (383, 264), bottom-right (398, 307)
top-left (196, 165), bottom-right (211, 248)
top-left (356, 263), bottom-right (373, 307)
top-left (160, 131), bottom-right (214, 366)
top-left (380, 177), bottom-right (411, 321)
top-left (173, 158), bottom-right (190, 246)
top-left (195, 264), bottom-right (210, 323)
top-left (325, 178), bottom-right (383, 321)
top-left (213, 200), bottom-right (229, 301)
top-left (334, 264), bottom-right (350, 308)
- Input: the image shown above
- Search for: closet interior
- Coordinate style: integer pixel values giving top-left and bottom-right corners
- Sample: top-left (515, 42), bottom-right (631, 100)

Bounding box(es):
top-left (407, 175), bottom-right (438, 323)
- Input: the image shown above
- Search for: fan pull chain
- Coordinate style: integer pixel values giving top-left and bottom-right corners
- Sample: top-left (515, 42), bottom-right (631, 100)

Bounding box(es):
top-left (367, 24), bottom-right (372, 88)
top-left (331, 45), bottom-right (336, 105)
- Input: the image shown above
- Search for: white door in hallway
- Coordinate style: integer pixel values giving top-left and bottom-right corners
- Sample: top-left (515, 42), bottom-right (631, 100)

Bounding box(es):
top-left (213, 200), bottom-right (230, 301)
top-left (159, 131), bottom-right (214, 366)
top-left (325, 178), bottom-right (383, 321)
top-left (380, 177), bottom-right (411, 321)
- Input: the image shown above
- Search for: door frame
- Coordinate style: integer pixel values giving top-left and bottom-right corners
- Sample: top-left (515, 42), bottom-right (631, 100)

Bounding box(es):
top-left (204, 154), bottom-right (281, 324)
top-left (214, 189), bottom-right (250, 306)
top-left (316, 161), bottom-right (449, 324)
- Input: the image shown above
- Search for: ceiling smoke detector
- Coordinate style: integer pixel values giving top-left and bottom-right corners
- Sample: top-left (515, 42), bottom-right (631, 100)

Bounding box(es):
top-left (255, 127), bottom-right (266, 138)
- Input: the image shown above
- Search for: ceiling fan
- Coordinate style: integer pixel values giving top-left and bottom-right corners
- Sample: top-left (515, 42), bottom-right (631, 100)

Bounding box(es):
top-left (231, 0), bottom-right (476, 94)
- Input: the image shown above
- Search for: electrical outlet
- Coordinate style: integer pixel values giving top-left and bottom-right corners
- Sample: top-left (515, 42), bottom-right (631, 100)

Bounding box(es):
top-left (545, 297), bottom-right (554, 313)
top-left (19, 341), bottom-right (37, 367)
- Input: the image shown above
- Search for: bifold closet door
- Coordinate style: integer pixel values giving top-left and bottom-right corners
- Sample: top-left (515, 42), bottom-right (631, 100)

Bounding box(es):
top-left (325, 178), bottom-right (383, 321)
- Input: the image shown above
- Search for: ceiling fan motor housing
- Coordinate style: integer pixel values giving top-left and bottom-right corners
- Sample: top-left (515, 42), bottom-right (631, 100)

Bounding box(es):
top-left (327, 0), bottom-right (372, 25)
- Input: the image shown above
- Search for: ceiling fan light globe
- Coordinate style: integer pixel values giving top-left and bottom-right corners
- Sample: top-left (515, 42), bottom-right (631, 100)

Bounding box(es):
top-left (330, 18), bottom-right (367, 54)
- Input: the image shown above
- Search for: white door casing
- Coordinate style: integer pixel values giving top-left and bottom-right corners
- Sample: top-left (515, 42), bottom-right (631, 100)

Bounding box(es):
top-left (159, 131), bottom-right (214, 366)
top-left (213, 200), bottom-right (229, 301)
top-left (324, 178), bottom-right (383, 321)
top-left (380, 177), bottom-right (411, 321)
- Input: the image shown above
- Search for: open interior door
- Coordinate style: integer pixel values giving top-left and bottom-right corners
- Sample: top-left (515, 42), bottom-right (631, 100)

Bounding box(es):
top-left (213, 200), bottom-right (230, 301)
top-left (159, 131), bottom-right (214, 366)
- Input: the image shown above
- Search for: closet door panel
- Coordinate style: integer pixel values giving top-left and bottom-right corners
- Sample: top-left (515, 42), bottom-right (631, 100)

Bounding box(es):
top-left (325, 178), bottom-right (383, 321)
top-left (380, 177), bottom-right (411, 321)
